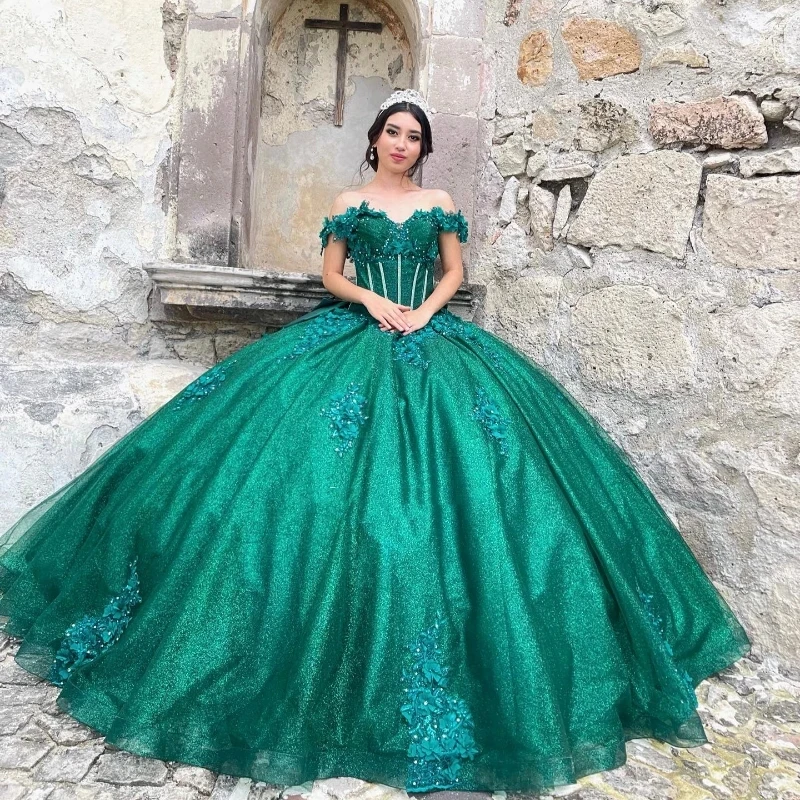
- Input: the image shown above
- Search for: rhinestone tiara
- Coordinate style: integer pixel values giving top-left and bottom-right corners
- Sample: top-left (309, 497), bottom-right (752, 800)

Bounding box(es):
top-left (379, 88), bottom-right (431, 118)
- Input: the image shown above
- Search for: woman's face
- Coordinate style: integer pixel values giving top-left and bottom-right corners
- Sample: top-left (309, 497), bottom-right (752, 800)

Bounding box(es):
top-left (374, 111), bottom-right (422, 171)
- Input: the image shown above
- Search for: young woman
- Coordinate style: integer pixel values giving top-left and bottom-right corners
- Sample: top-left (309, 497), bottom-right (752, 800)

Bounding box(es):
top-left (0, 88), bottom-right (751, 794)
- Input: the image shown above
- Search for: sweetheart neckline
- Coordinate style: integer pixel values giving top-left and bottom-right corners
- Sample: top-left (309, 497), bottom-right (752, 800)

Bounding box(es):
top-left (328, 199), bottom-right (462, 227)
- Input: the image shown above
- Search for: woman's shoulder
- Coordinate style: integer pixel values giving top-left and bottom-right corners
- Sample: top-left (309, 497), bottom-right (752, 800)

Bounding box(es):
top-left (327, 190), bottom-right (362, 218)
top-left (424, 188), bottom-right (457, 212)
top-left (331, 187), bottom-right (456, 213)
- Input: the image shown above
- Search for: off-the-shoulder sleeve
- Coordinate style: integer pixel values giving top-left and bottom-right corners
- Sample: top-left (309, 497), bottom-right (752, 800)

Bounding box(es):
top-left (431, 206), bottom-right (469, 243)
top-left (319, 206), bottom-right (359, 256)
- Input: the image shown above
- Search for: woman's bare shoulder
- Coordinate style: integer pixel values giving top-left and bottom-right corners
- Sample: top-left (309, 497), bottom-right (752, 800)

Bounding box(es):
top-left (327, 190), bottom-right (363, 217)
top-left (426, 188), bottom-right (457, 212)
top-left (328, 187), bottom-right (455, 215)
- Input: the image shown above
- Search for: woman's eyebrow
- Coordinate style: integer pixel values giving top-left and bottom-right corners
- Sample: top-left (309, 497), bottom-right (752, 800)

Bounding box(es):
top-left (386, 123), bottom-right (422, 135)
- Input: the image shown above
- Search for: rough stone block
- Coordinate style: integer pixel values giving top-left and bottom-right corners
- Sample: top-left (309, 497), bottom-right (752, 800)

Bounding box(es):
top-left (175, 15), bottom-right (241, 265)
top-left (528, 186), bottom-right (556, 251)
top-left (425, 113), bottom-right (478, 229)
top-left (649, 95), bottom-right (767, 149)
top-left (428, 37), bottom-right (482, 116)
top-left (92, 751), bottom-right (169, 785)
top-left (575, 98), bottom-right (638, 152)
top-left (174, 764), bottom-right (217, 794)
top-left (0, 705), bottom-right (34, 735)
top-left (567, 150), bottom-right (701, 258)
top-left (33, 744), bottom-right (105, 783)
top-left (570, 285), bottom-right (695, 398)
top-left (491, 131), bottom-right (527, 177)
top-left (702, 175), bottom-right (800, 270)
top-left (0, 737), bottom-right (52, 769)
top-left (432, 0), bottom-right (485, 38)
top-left (739, 147), bottom-right (800, 177)
top-left (517, 31), bottom-right (553, 86)
top-left (561, 18), bottom-right (641, 80)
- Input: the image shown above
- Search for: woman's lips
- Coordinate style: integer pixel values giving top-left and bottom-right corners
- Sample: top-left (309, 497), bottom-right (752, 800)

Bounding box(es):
top-left (390, 154), bottom-right (406, 161)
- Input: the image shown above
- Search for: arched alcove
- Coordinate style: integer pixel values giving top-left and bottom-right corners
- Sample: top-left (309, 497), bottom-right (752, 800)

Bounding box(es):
top-left (243, 0), bottom-right (422, 273)
top-left (145, 0), bottom-right (483, 326)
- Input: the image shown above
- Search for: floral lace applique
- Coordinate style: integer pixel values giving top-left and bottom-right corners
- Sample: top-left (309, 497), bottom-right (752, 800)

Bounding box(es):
top-left (637, 587), bottom-right (697, 705)
top-left (429, 310), bottom-right (504, 370)
top-left (174, 360), bottom-right (238, 409)
top-left (472, 387), bottom-right (511, 456)
top-left (319, 205), bottom-right (360, 258)
top-left (391, 326), bottom-right (436, 370)
top-left (280, 306), bottom-right (363, 361)
top-left (401, 611), bottom-right (480, 792)
top-left (49, 559), bottom-right (142, 687)
top-left (320, 381), bottom-right (369, 456)
top-left (431, 206), bottom-right (469, 243)
top-left (428, 309), bottom-right (469, 338)
top-left (318, 201), bottom-right (469, 267)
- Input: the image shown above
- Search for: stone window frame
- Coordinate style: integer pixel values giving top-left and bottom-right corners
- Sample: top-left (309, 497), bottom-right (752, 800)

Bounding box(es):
top-left (145, 0), bottom-right (484, 325)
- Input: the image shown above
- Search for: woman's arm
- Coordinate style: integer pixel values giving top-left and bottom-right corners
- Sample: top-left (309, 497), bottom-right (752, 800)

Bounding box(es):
top-left (321, 192), bottom-right (372, 305)
top-left (416, 189), bottom-right (465, 318)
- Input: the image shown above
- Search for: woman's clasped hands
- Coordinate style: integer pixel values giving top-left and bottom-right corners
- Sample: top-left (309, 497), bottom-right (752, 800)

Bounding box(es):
top-left (363, 292), bottom-right (431, 335)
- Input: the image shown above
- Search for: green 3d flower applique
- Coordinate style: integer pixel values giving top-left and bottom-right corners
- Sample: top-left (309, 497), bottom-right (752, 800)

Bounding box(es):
top-left (637, 585), bottom-right (697, 708)
top-left (320, 381), bottom-right (369, 456)
top-left (280, 306), bottom-right (364, 360)
top-left (429, 310), bottom-right (504, 371)
top-left (401, 611), bottom-right (480, 792)
top-left (472, 387), bottom-right (511, 456)
top-left (174, 360), bottom-right (238, 409)
top-left (49, 559), bottom-right (142, 687)
top-left (391, 326), bottom-right (436, 370)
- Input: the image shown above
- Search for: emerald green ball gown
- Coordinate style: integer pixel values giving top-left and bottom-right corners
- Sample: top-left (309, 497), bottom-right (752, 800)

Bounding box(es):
top-left (0, 199), bottom-right (751, 793)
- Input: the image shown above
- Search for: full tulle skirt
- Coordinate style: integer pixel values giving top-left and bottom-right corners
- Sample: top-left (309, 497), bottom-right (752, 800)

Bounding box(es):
top-left (0, 300), bottom-right (751, 793)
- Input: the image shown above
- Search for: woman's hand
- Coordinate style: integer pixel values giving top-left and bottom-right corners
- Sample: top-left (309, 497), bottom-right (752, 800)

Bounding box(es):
top-left (378, 306), bottom-right (432, 334)
top-left (363, 293), bottom-right (412, 332)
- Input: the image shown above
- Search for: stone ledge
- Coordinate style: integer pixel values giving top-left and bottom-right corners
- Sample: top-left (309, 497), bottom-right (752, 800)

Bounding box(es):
top-left (144, 262), bottom-right (484, 326)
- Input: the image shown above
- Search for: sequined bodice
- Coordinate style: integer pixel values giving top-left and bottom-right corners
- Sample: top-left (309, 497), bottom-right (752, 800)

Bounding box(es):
top-left (319, 200), bottom-right (469, 309)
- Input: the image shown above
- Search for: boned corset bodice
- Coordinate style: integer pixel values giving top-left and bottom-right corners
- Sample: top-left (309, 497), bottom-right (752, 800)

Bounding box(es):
top-left (319, 200), bottom-right (469, 309)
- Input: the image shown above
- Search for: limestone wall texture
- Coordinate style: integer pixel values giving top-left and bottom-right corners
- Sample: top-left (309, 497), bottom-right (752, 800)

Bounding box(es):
top-left (0, 0), bottom-right (799, 671)
top-left (0, 1), bottom-right (266, 529)
top-left (473, 0), bottom-right (800, 671)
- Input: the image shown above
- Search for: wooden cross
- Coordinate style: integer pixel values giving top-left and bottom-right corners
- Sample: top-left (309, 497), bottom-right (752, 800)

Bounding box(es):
top-left (305, 4), bottom-right (383, 126)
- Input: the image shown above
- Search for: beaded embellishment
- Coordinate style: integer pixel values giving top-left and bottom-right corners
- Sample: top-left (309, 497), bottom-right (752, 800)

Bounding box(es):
top-left (319, 203), bottom-right (361, 257)
top-left (49, 559), bottom-right (142, 687)
top-left (637, 586), bottom-right (697, 706)
top-left (320, 381), bottom-right (369, 456)
top-left (400, 611), bottom-right (480, 792)
top-left (279, 306), bottom-right (363, 361)
top-left (319, 201), bottom-right (468, 268)
top-left (391, 326), bottom-right (436, 370)
top-left (472, 387), bottom-right (511, 456)
top-left (174, 360), bottom-right (238, 409)
top-left (430, 205), bottom-right (468, 242)
top-left (428, 310), bottom-right (504, 370)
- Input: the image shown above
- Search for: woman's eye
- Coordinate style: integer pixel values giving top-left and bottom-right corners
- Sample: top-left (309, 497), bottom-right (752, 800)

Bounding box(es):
top-left (386, 130), bottom-right (418, 140)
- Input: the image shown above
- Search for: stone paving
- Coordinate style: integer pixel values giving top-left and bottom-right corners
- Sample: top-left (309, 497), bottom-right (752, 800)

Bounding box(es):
top-left (2, 633), bottom-right (799, 800)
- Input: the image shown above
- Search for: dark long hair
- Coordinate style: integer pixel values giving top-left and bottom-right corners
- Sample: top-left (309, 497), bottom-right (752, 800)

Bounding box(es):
top-left (356, 101), bottom-right (433, 183)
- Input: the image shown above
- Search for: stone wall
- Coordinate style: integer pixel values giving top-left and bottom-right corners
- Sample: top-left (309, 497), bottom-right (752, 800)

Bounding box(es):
top-left (249, 1), bottom-right (415, 272)
top-left (0, 0), bottom-right (798, 671)
top-left (0, 1), bottom-right (267, 525)
top-left (475, 0), bottom-right (800, 668)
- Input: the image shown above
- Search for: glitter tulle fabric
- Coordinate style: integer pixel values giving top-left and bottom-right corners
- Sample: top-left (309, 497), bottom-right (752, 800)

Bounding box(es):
top-left (0, 201), bottom-right (751, 793)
